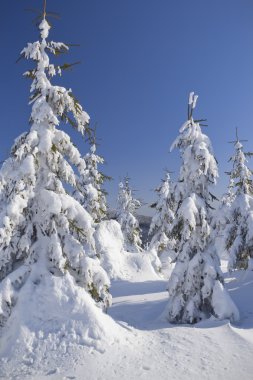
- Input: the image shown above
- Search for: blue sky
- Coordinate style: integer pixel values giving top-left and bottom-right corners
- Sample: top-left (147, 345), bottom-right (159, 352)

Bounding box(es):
top-left (1, 0), bottom-right (253, 215)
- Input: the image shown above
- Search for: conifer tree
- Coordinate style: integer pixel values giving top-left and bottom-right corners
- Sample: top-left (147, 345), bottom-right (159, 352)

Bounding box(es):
top-left (0, 13), bottom-right (111, 328)
top-left (223, 132), bottom-right (253, 270)
top-left (165, 92), bottom-right (239, 324)
top-left (211, 176), bottom-right (235, 260)
top-left (149, 172), bottom-right (176, 258)
top-left (223, 177), bottom-right (236, 206)
top-left (116, 178), bottom-right (143, 252)
top-left (74, 132), bottom-right (109, 224)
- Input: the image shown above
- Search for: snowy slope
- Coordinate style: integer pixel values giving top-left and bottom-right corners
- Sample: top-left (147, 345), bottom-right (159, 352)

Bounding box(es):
top-left (1, 263), bottom-right (253, 380)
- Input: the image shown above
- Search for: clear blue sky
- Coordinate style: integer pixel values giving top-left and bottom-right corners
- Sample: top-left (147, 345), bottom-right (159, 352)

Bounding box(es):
top-left (1, 0), bottom-right (253, 215)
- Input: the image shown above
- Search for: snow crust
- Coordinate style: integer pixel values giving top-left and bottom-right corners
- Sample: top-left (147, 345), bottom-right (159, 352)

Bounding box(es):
top-left (1, 263), bottom-right (252, 380)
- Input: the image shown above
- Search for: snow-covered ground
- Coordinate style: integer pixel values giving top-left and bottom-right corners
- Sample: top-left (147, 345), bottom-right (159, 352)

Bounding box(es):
top-left (1, 260), bottom-right (252, 380)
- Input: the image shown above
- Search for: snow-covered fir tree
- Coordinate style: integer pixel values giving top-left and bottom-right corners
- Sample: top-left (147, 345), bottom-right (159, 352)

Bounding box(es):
top-left (223, 133), bottom-right (253, 270)
top-left (74, 134), bottom-right (109, 224)
top-left (223, 176), bottom-right (236, 207)
top-left (165, 92), bottom-right (239, 324)
top-left (211, 176), bottom-right (235, 260)
top-left (149, 172), bottom-right (176, 258)
top-left (116, 178), bottom-right (143, 252)
top-left (0, 15), bottom-right (111, 329)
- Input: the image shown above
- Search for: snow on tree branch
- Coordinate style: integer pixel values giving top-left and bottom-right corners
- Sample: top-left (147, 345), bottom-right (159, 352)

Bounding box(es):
top-left (20, 18), bottom-right (89, 135)
top-left (165, 93), bottom-right (239, 324)
top-left (0, 15), bottom-right (111, 333)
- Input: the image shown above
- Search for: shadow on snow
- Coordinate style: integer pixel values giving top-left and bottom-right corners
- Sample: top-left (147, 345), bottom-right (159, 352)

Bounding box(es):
top-left (108, 273), bottom-right (253, 331)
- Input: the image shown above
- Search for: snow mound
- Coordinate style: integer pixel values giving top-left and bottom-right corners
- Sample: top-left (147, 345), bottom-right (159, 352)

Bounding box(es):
top-left (212, 280), bottom-right (240, 321)
top-left (158, 249), bottom-right (175, 278)
top-left (94, 220), bottom-right (160, 281)
top-left (0, 270), bottom-right (122, 378)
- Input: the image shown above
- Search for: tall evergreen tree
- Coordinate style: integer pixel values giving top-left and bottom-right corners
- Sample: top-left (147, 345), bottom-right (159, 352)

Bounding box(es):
top-left (223, 132), bottom-right (253, 270)
top-left (149, 172), bottom-right (176, 258)
top-left (165, 92), bottom-right (239, 324)
top-left (74, 133), bottom-right (109, 224)
top-left (116, 178), bottom-right (143, 252)
top-left (211, 176), bottom-right (235, 260)
top-left (0, 14), bottom-right (111, 328)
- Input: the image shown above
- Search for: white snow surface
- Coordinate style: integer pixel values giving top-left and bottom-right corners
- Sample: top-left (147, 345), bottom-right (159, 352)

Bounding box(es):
top-left (0, 269), bottom-right (122, 378)
top-left (0, 260), bottom-right (253, 380)
top-left (94, 220), bottom-right (160, 280)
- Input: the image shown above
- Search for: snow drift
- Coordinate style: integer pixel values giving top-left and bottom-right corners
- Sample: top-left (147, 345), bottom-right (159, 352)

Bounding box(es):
top-left (94, 220), bottom-right (160, 281)
top-left (0, 269), bottom-right (123, 376)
